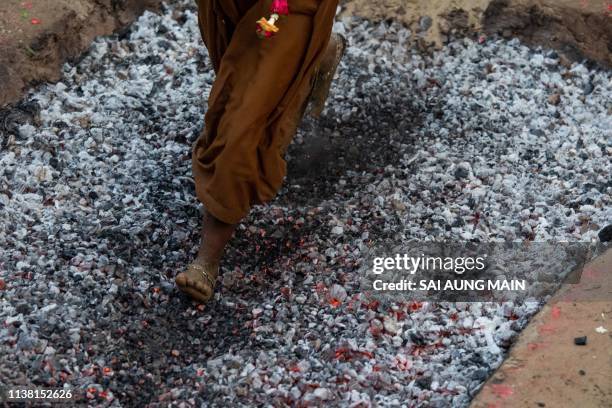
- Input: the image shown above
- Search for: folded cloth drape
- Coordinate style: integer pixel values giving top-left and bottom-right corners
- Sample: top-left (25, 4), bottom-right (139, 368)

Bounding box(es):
top-left (192, 0), bottom-right (338, 224)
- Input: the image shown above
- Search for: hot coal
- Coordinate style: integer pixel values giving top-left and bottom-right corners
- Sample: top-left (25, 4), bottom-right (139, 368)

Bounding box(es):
top-left (0, 0), bottom-right (610, 406)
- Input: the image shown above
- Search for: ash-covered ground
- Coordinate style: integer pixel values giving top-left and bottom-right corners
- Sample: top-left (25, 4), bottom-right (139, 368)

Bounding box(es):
top-left (0, 0), bottom-right (610, 406)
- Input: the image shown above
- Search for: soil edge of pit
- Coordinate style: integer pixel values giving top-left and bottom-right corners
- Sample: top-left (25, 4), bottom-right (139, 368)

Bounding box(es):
top-left (0, 0), bottom-right (162, 109)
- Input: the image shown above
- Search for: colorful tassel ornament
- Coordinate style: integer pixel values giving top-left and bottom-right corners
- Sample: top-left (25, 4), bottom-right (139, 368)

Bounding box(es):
top-left (256, 0), bottom-right (289, 39)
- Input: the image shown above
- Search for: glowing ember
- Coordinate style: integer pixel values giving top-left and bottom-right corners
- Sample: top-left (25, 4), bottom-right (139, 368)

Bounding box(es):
top-left (409, 302), bottom-right (423, 312)
top-left (328, 297), bottom-right (341, 308)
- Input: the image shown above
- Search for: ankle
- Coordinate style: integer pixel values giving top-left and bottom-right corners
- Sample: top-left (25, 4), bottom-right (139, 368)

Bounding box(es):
top-left (195, 250), bottom-right (220, 266)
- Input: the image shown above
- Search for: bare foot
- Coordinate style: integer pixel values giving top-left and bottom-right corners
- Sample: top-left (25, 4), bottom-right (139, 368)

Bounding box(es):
top-left (175, 260), bottom-right (218, 303)
top-left (175, 209), bottom-right (236, 303)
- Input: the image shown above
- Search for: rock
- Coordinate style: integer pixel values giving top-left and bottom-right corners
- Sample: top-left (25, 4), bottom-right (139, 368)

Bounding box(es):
top-left (530, 129), bottom-right (546, 137)
top-left (312, 387), bottom-right (332, 400)
top-left (574, 336), bottom-right (587, 346)
top-left (438, 19), bottom-right (451, 35)
top-left (331, 226), bottom-right (344, 235)
top-left (454, 166), bottom-right (470, 180)
top-left (471, 368), bottom-right (489, 382)
top-left (416, 376), bottom-right (433, 389)
top-left (17, 333), bottom-right (35, 350)
top-left (548, 93), bottom-right (561, 105)
top-left (383, 316), bottom-right (400, 335)
top-left (16, 303), bottom-right (31, 314)
top-left (419, 16), bottom-right (433, 32)
top-left (329, 284), bottom-right (347, 303)
top-left (598, 225), bottom-right (612, 242)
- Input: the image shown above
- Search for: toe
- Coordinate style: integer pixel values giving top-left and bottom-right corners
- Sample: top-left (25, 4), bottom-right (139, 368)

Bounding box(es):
top-left (185, 277), bottom-right (195, 288)
top-left (176, 263), bottom-right (217, 303)
top-left (194, 281), bottom-right (211, 299)
top-left (182, 286), bottom-right (208, 303)
top-left (175, 273), bottom-right (187, 287)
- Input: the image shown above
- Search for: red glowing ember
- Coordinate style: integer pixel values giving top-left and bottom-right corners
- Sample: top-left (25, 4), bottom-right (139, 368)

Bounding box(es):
top-left (280, 286), bottom-right (292, 299)
top-left (334, 347), bottom-right (373, 362)
top-left (328, 297), bottom-right (341, 308)
top-left (365, 300), bottom-right (379, 311)
top-left (315, 282), bottom-right (327, 293)
top-left (394, 355), bottom-right (411, 371)
top-left (369, 319), bottom-right (383, 337)
top-left (409, 301), bottom-right (423, 312)
top-left (334, 347), bottom-right (349, 360)
top-left (31, 18), bottom-right (41, 25)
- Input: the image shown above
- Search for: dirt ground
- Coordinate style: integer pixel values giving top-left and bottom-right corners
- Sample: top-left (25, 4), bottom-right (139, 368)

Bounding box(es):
top-left (340, 0), bottom-right (612, 64)
top-left (0, 0), bottom-right (159, 108)
top-left (0, 0), bottom-right (610, 108)
top-left (471, 248), bottom-right (612, 408)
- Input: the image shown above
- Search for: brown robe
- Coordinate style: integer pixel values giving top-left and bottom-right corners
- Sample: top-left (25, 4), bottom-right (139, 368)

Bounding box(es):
top-left (192, 0), bottom-right (338, 224)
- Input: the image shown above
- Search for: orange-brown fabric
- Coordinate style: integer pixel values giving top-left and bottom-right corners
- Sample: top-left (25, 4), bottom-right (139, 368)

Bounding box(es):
top-left (192, 0), bottom-right (338, 224)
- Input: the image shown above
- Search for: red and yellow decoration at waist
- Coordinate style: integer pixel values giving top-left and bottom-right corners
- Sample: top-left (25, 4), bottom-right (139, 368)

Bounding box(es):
top-left (256, 0), bottom-right (289, 38)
